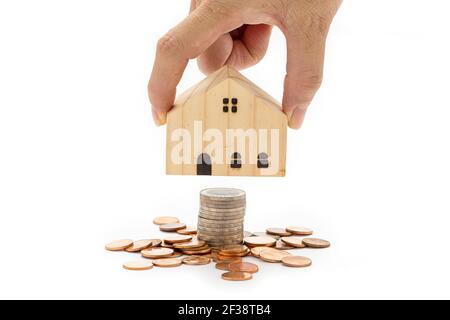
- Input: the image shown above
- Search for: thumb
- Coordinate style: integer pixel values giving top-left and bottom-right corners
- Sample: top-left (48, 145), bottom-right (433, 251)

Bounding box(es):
top-left (282, 25), bottom-right (328, 129)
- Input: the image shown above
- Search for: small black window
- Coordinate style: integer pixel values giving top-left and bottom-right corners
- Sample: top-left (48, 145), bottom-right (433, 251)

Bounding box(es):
top-left (232, 106), bottom-right (237, 113)
top-left (257, 153), bottom-right (269, 169)
top-left (232, 98), bottom-right (238, 105)
top-left (223, 98), bottom-right (229, 104)
top-left (223, 106), bottom-right (229, 113)
top-left (230, 152), bottom-right (242, 169)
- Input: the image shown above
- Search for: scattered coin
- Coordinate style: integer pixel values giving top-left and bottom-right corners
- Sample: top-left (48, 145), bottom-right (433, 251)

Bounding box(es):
top-left (182, 256), bottom-right (211, 265)
top-left (215, 262), bottom-right (231, 271)
top-left (259, 248), bottom-right (291, 263)
top-left (222, 271), bottom-right (252, 281)
top-left (250, 246), bottom-right (268, 257)
top-left (302, 238), bottom-right (330, 249)
top-left (244, 236), bottom-right (277, 247)
top-left (281, 256), bottom-right (312, 268)
top-left (219, 245), bottom-right (248, 255)
top-left (141, 248), bottom-right (174, 259)
top-left (214, 255), bottom-right (242, 263)
top-left (228, 262), bottom-right (259, 274)
top-left (168, 252), bottom-right (183, 258)
top-left (153, 258), bottom-right (183, 268)
top-left (163, 235), bottom-right (192, 244)
top-left (244, 231), bottom-right (254, 238)
top-left (105, 239), bottom-right (133, 251)
top-left (177, 226), bottom-right (197, 235)
top-left (281, 236), bottom-right (307, 248)
top-left (252, 232), bottom-right (280, 240)
top-left (161, 242), bottom-right (174, 248)
top-left (159, 223), bottom-right (187, 232)
top-left (173, 239), bottom-right (207, 249)
top-left (125, 239), bottom-right (154, 252)
top-left (286, 226), bottom-right (313, 236)
top-left (266, 228), bottom-right (292, 237)
top-left (153, 216), bottom-right (179, 225)
top-left (122, 260), bottom-right (154, 271)
top-left (275, 239), bottom-right (295, 250)
top-left (182, 248), bottom-right (212, 255)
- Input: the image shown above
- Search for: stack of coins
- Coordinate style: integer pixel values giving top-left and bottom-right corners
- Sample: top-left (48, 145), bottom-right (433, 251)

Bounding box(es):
top-left (197, 188), bottom-right (246, 248)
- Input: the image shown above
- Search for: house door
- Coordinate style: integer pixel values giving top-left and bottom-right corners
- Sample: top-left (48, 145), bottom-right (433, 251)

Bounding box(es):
top-left (197, 153), bottom-right (212, 176)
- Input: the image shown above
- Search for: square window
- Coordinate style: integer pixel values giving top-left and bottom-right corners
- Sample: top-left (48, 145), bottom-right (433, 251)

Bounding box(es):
top-left (232, 106), bottom-right (237, 113)
top-left (232, 98), bottom-right (238, 105)
top-left (223, 98), bottom-right (229, 104)
top-left (223, 106), bottom-right (229, 113)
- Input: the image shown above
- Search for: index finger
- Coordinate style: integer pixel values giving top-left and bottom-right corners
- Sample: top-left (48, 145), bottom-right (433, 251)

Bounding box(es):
top-left (148, 3), bottom-right (242, 125)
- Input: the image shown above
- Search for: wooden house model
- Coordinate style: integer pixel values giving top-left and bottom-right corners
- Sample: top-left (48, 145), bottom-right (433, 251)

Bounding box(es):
top-left (166, 66), bottom-right (287, 177)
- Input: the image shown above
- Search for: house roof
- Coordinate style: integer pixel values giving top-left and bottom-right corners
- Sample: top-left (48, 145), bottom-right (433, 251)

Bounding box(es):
top-left (173, 65), bottom-right (282, 110)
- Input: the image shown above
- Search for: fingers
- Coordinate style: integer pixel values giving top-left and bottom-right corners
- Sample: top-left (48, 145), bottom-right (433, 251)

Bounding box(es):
top-left (148, 1), bottom-right (242, 126)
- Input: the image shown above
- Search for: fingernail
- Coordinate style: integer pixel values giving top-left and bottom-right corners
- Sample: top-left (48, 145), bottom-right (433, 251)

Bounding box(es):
top-left (288, 108), bottom-right (306, 130)
top-left (152, 109), bottom-right (166, 127)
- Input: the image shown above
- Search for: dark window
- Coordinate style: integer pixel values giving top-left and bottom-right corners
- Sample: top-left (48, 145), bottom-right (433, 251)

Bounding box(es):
top-left (232, 106), bottom-right (237, 113)
top-left (232, 98), bottom-right (238, 105)
top-left (257, 153), bottom-right (269, 169)
top-left (230, 152), bottom-right (242, 169)
top-left (197, 153), bottom-right (212, 175)
top-left (223, 98), bottom-right (229, 104)
top-left (223, 106), bottom-right (229, 113)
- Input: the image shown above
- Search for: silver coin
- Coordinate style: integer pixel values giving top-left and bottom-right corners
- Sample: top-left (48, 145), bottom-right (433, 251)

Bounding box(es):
top-left (198, 228), bottom-right (244, 234)
top-left (201, 239), bottom-right (243, 245)
top-left (200, 198), bottom-right (246, 205)
top-left (198, 214), bottom-right (245, 221)
top-left (198, 217), bottom-right (244, 224)
top-left (200, 202), bottom-right (246, 208)
top-left (198, 232), bottom-right (243, 239)
top-left (200, 204), bottom-right (246, 211)
top-left (200, 188), bottom-right (246, 200)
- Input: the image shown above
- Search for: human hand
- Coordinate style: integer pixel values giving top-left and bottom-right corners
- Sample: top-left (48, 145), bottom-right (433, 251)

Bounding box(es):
top-left (148, 0), bottom-right (341, 129)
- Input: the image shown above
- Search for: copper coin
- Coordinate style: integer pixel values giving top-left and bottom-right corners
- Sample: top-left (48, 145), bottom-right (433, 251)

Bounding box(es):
top-left (182, 256), bottom-right (211, 265)
top-left (281, 256), bottom-right (312, 268)
top-left (228, 262), bottom-right (259, 274)
top-left (266, 228), bottom-right (292, 237)
top-left (177, 226), bottom-right (197, 235)
top-left (219, 249), bottom-right (250, 257)
top-left (219, 245), bottom-right (248, 255)
top-left (215, 262), bottom-right (231, 271)
top-left (163, 235), bottom-right (192, 244)
top-left (173, 239), bottom-right (206, 249)
top-left (123, 260), bottom-right (153, 271)
top-left (125, 239), bottom-right (154, 252)
top-left (179, 245), bottom-right (210, 252)
top-left (153, 258), bottom-right (183, 267)
top-left (141, 248), bottom-right (174, 259)
top-left (259, 248), bottom-right (291, 263)
top-left (222, 271), bottom-right (252, 281)
top-left (286, 226), bottom-right (313, 236)
top-left (302, 238), bottom-right (330, 248)
top-left (244, 236), bottom-right (276, 247)
top-left (153, 216), bottom-right (179, 225)
top-left (252, 232), bottom-right (280, 240)
top-left (250, 247), bottom-right (267, 257)
top-left (160, 223), bottom-right (186, 232)
top-left (182, 248), bottom-right (212, 255)
top-left (275, 240), bottom-right (295, 250)
top-left (168, 252), bottom-right (183, 258)
top-left (281, 236), bottom-right (307, 248)
top-left (161, 242), bottom-right (174, 248)
top-left (105, 239), bottom-right (133, 251)
top-left (214, 256), bottom-right (242, 263)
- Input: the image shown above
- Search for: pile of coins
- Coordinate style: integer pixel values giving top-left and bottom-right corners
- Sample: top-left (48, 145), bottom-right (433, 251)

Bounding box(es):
top-left (197, 188), bottom-right (246, 248)
top-left (105, 215), bottom-right (331, 281)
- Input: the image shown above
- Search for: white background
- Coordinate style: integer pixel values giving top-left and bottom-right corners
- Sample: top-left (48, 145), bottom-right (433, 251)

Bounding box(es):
top-left (1, 0), bottom-right (449, 300)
